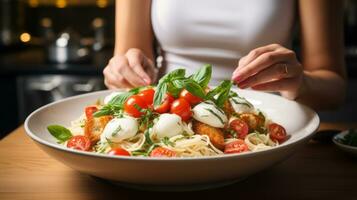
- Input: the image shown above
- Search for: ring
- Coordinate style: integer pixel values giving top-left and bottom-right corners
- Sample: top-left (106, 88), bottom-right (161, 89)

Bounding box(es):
top-left (283, 63), bottom-right (288, 75)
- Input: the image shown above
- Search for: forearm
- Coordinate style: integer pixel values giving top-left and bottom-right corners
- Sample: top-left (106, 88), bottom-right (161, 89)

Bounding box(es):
top-left (296, 69), bottom-right (346, 110)
top-left (114, 0), bottom-right (154, 60)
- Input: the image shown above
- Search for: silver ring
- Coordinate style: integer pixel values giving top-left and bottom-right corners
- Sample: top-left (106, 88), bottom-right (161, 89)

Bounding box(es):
top-left (283, 63), bottom-right (288, 75)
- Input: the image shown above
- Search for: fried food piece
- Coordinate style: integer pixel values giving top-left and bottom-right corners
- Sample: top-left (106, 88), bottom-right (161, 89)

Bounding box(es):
top-left (192, 120), bottom-right (225, 150)
top-left (84, 116), bottom-right (112, 144)
top-left (239, 113), bottom-right (264, 131)
top-left (223, 100), bottom-right (235, 118)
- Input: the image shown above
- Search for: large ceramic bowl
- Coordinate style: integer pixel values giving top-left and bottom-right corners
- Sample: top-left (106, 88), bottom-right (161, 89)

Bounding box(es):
top-left (25, 89), bottom-right (319, 191)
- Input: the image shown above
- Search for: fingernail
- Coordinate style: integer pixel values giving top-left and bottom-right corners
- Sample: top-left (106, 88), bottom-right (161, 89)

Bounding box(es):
top-left (143, 77), bottom-right (151, 85)
top-left (233, 75), bottom-right (243, 83)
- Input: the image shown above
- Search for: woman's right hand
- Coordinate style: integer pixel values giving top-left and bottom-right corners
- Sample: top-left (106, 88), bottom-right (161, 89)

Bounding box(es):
top-left (103, 48), bottom-right (158, 89)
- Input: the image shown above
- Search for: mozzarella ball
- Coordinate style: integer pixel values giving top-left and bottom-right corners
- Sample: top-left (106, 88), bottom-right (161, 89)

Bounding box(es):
top-left (192, 101), bottom-right (227, 128)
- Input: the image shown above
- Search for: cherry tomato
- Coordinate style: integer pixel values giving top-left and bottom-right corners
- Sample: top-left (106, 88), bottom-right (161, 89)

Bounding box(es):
top-left (269, 123), bottom-right (287, 143)
top-left (179, 89), bottom-right (203, 105)
top-left (85, 106), bottom-right (98, 119)
top-left (124, 95), bottom-right (148, 118)
top-left (150, 147), bottom-right (177, 157)
top-left (108, 148), bottom-right (131, 156)
top-left (170, 98), bottom-right (192, 121)
top-left (137, 88), bottom-right (155, 105)
top-left (230, 119), bottom-right (249, 139)
top-left (239, 113), bottom-right (264, 130)
top-left (67, 135), bottom-right (91, 151)
top-left (154, 93), bottom-right (175, 113)
top-left (224, 139), bottom-right (249, 154)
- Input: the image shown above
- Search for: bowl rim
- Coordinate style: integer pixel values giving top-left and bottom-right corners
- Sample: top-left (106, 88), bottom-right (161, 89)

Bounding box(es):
top-left (24, 89), bottom-right (320, 161)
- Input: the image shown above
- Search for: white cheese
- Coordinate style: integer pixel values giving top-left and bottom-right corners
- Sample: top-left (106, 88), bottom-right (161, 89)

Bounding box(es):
top-left (102, 116), bottom-right (138, 143)
top-left (192, 101), bottom-right (227, 128)
top-left (152, 113), bottom-right (184, 139)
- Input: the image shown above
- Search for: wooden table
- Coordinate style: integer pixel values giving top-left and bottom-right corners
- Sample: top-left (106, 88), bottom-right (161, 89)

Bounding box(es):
top-left (1, 123), bottom-right (357, 200)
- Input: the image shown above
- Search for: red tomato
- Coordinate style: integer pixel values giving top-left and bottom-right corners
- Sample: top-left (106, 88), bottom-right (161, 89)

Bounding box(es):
top-left (170, 98), bottom-right (192, 121)
top-left (108, 148), bottom-right (130, 156)
top-left (224, 139), bottom-right (249, 154)
top-left (230, 119), bottom-right (249, 139)
top-left (137, 88), bottom-right (155, 105)
top-left (154, 93), bottom-right (175, 114)
top-left (150, 147), bottom-right (177, 157)
top-left (85, 106), bottom-right (98, 119)
top-left (179, 89), bottom-right (203, 105)
top-left (124, 95), bottom-right (148, 118)
top-left (269, 123), bottom-right (287, 143)
top-left (67, 135), bottom-right (91, 151)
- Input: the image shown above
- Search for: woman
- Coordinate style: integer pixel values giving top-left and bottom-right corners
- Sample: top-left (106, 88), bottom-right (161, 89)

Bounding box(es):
top-left (103, 0), bottom-right (346, 110)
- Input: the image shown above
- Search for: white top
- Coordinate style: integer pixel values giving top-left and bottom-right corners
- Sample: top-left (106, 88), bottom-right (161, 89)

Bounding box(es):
top-left (151, 0), bottom-right (295, 84)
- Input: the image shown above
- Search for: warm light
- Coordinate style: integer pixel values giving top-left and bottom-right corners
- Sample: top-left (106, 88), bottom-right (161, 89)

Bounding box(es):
top-left (96, 0), bottom-right (108, 8)
top-left (28, 0), bottom-right (39, 7)
top-left (56, 0), bottom-right (67, 8)
top-left (20, 33), bottom-right (31, 43)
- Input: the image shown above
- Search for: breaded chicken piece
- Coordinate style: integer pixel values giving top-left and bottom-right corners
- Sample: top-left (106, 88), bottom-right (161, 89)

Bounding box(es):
top-left (85, 116), bottom-right (112, 144)
top-left (223, 100), bottom-right (235, 118)
top-left (192, 120), bottom-right (225, 150)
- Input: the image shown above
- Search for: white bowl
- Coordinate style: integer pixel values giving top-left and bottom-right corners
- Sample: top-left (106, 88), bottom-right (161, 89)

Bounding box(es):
top-left (25, 89), bottom-right (319, 191)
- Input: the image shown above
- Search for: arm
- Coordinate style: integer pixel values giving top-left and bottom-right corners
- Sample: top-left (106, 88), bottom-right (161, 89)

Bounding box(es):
top-left (297, 0), bottom-right (346, 109)
top-left (104, 0), bottom-right (157, 89)
top-left (232, 0), bottom-right (346, 110)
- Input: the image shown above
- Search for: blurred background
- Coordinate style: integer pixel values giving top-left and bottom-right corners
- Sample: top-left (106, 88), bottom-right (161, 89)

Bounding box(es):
top-left (0, 0), bottom-right (356, 138)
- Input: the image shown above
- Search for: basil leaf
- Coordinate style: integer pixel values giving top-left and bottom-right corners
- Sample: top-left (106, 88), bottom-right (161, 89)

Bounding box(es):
top-left (47, 125), bottom-right (73, 143)
top-left (207, 80), bottom-right (232, 107)
top-left (108, 92), bottom-right (132, 106)
top-left (153, 81), bottom-right (168, 107)
top-left (184, 79), bottom-right (207, 99)
top-left (168, 68), bottom-right (186, 80)
top-left (93, 106), bottom-right (112, 117)
top-left (191, 64), bottom-right (212, 87)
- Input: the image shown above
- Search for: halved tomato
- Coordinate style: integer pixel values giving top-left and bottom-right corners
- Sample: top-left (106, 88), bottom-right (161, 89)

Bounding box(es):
top-left (150, 147), bottom-right (177, 157)
top-left (108, 148), bottom-right (131, 156)
top-left (67, 135), bottom-right (91, 151)
top-left (154, 93), bottom-right (175, 114)
top-left (230, 119), bottom-right (249, 139)
top-left (224, 139), bottom-right (249, 154)
top-left (85, 106), bottom-right (98, 119)
top-left (268, 123), bottom-right (287, 143)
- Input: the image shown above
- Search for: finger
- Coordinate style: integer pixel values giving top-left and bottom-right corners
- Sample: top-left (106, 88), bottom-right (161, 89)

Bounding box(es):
top-left (239, 44), bottom-right (282, 67)
top-left (233, 49), bottom-right (295, 84)
top-left (104, 65), bottom-right (133, 88)
top-left (238, 63), bottom-right (301, 89)
top-left (233, 44), bottom-right (282, 78)
top-left (115, 57), bottom-right (148, 87)
top-left (251, 77), bottom-right (300, 92)
top-left (126, 49), bottom-right (152, 85)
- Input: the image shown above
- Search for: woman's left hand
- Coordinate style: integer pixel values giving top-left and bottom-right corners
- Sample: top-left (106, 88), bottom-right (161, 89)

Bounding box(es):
top-left (232, 44), bottom-right (304, 100)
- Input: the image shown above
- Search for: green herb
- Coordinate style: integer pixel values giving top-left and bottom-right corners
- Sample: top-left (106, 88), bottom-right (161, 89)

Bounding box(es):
top-left (162, 137), bottom-right (175, 147)
top-left (47, 125), bottom-right (73, 143)
top-left (183, 79), bottom-right (207, 99)
top-left (153, 80), bottom-right (169, 107)
top-left (204, 108), bottom-right (225, 124)
top-left (206, 80), bottom-right (233, 107)
top-left (191, 64), bottom-right (212, 87)
top-left (230, 96), bottom-right (253, 108)
top-left (111, 125), bottom-right (122, 137)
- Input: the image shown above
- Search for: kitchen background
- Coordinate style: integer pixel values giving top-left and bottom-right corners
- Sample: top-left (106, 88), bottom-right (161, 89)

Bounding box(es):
top-left (0, 0), bottom-right (356, 138)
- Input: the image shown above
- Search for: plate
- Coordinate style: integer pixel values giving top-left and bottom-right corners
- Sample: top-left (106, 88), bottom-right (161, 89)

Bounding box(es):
top-left (24, 89), bottom-right (319, 191)
top-left (332, 130), bottom-right (357, 156)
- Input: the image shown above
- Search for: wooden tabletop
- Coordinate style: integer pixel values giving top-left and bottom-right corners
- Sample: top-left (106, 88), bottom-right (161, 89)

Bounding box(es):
top-left (1, 123), bottom-right (357, 200)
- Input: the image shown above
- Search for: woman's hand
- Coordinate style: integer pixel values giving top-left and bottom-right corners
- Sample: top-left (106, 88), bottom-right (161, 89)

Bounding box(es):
top-left (232, 44), bottom-right (304, 100)
top-left (103, 48), bottom-right (158, 89)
